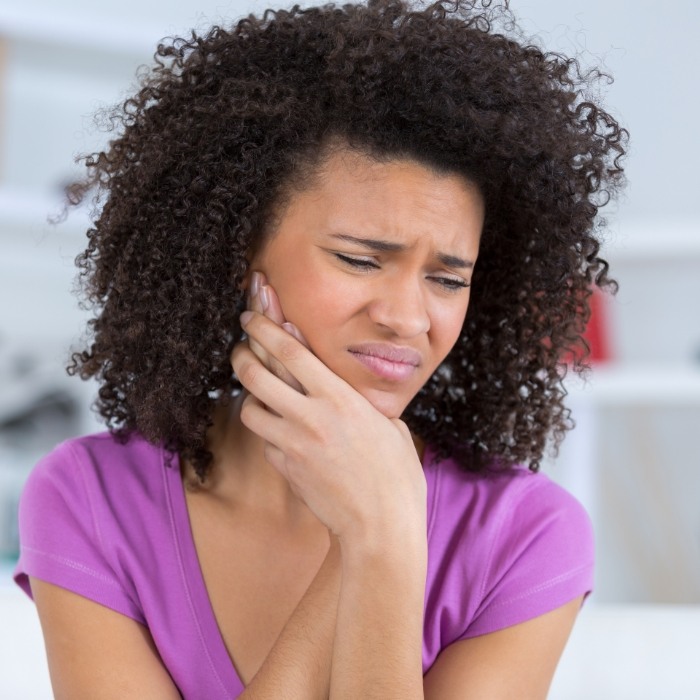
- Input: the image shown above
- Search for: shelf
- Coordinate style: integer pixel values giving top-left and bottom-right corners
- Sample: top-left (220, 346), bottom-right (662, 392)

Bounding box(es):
top-left (565, 364), bottom-right (700, 405)
top-left (606, 221), bottom-right (700, 261)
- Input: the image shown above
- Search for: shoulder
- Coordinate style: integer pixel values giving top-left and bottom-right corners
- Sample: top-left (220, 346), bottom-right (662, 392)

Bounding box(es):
top-left (421, 447), bottom-right (594, 666)
top-left (15, 431), bottom-right (177, 617)
top-left (18, 430), bottom-right (176, 557)
top-left (24, 430), bottom-right (170, 503)
top-left (34, 429), bottom-right (168, 471)
top-left (424, 447), bottom-right (592, 548)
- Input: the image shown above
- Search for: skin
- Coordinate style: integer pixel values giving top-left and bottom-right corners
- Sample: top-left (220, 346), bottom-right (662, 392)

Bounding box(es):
top-left (229, 148), bottom-right (483, 533)
top-left (250, 148), bottom-right (482, 419)
top-left (30, 148), bottom-right (583, 699)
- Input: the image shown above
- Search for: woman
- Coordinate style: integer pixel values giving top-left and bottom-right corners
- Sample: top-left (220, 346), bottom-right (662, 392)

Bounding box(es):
top-left (14, 0), bottom-right (627, 698)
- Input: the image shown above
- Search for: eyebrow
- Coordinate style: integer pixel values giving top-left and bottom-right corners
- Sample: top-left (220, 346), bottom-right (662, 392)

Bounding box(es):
top-left (329, 233), bottom-right (474, 269)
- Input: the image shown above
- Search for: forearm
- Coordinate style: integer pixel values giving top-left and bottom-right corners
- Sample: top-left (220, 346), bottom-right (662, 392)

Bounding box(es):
top-left (240, 534), bottom-right (342, 700)
top-left (329, 529), bottom-right (428, 700)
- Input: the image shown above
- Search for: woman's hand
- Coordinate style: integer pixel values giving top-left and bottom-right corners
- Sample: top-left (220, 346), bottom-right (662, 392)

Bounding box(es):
top-left (246, 271), bottom-right (308, 393)
top-left (231, 308), bottom-right (427, 548)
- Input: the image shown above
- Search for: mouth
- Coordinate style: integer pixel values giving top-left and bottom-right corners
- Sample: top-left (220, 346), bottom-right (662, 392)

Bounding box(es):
top-left (348, 343), bottom-right (422, 382)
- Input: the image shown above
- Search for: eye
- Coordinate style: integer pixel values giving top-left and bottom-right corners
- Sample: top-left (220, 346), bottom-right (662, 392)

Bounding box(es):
top-left (334, 253), bottom-right (379, 270)
top-left (429, 276), bottom-right (470, 292)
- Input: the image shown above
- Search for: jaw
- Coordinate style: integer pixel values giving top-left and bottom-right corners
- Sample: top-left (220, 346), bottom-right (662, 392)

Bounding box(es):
top-left (350, 383), bottom-right (417, 419)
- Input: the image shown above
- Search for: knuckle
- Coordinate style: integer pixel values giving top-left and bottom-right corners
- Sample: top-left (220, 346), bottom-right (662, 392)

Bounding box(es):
top-left (277, 337), bottom-right (301, 363)
top-left (304, 414), bottom-right (330, 447)
top-left (239, 394), bottom-right (255, 422)
top-left (239, 359), bottom-right (262, 387)
top-left (230, 339), bottom-right (249, 365)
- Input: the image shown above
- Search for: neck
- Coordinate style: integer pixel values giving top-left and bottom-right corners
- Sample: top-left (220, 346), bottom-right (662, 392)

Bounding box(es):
top-left (183, 393), bottom-right (320, 528)
top-left (183, 392), bottom-right (427, 527)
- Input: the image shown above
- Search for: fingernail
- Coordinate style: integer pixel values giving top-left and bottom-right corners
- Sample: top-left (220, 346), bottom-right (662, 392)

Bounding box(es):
top-left (282, 322), bottom-right (302, 342)
top-left (260, 285), bottom-right (270, 311)
top-left (251, 271), bottom-right (261, 297)
top-left (240, 311), bottom-right (254, 326)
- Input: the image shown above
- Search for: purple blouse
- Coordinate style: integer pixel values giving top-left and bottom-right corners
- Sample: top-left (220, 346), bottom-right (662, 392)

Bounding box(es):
top-left (14, 431), bottom-right (593, 698)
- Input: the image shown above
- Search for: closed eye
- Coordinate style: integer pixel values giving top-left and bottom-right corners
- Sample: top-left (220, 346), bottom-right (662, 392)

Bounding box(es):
top-left (334, 253), bottom-right (379, 270)
top-left (431, 276), bottom-right (470, 291)
top-left (335, 253), bottom-right (470, 291)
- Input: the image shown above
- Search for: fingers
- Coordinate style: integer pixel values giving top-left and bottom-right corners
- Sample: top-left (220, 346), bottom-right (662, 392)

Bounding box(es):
top-left (232, 338), bottom-right (308, 418)
top-left (259, 283), bottom-right (307, 393)
top-left (282, 322), bottom-right (308, 346)
top-left (246, 272), bottom-right (306, 393)
top-left (246, 271), bottom-right (270, 368)
top-left (233, 358), bottom-right (307, 445)
top-left (239, 310), bottom-right (347, 399)
top-left (259, 277), bottom-right (285, 325)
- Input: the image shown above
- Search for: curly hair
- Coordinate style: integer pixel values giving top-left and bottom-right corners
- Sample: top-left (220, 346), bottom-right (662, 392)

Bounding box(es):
top-left (66, 0), bottom-right (627, 481)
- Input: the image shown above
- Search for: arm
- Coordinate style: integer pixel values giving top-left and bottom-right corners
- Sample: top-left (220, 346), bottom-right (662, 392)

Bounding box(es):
top-left (30, 577), bottom-right (182, 700)
top-left (233, 310), bottom-right (431, 698)
top-left (29, 278), bottom-right (341, 700)
top-left (422, 596), bottom-right (584, 699)
top-left (235, 309), bottom-right (589, 700)
top-left (241, 274), bottom-right (342, 698)
top-left (329, 537), bottom-right (582, 700)
top-left (329, 528), bottom-right (427, 700)
top-left (30, 537), bottom-right (341, 700)
top-left (240, 532), bottom-right (342, 699)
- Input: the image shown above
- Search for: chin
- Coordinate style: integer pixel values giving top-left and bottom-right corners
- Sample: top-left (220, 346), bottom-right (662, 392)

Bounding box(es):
top-left (360, 388), bottom-right (412, 420)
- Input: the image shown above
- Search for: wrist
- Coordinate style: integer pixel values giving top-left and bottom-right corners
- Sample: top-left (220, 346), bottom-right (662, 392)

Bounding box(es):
top-left (336, 477), bottom-right (428, 555)
top-left (338, 522), bottom-right (428, 575)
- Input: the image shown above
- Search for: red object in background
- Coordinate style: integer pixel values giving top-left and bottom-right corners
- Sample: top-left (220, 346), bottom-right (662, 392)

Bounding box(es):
top-left (583, 288), bottom-right (611, 363)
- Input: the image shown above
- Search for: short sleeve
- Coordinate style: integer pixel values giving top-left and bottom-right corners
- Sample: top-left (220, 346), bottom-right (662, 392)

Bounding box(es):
top-left (13, 441), bottom-right (145, 623)
top-left (460, 477), bottom-right (594, 639)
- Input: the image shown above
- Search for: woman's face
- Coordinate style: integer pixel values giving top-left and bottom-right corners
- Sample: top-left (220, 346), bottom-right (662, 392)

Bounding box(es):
top-left (248, 148), bottom-right (484, 419)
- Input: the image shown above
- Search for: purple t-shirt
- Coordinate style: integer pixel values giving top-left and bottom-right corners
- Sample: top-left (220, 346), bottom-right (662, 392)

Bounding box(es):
top-left (14, 431), bottom-right (593, 698)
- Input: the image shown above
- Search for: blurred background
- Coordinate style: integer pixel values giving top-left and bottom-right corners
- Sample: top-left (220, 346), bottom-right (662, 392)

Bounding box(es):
top-left (0, 0), bottom-right (698, 697)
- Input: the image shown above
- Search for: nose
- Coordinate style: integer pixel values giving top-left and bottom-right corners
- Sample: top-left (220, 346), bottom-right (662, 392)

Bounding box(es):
top-left (367, 276), bottom-right (430, 338)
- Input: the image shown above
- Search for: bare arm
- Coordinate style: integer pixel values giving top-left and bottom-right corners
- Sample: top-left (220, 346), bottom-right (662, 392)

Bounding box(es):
top-left (30, 577), bottom-right (182, 700)
top-left (240, 533), bottom-right (341, 699)
top-left (250, 527), bottom-right (580, 700)
top-left (241, 275), bottom-right (343, 698)
top-left (422, 596), bottom-right (584, 699)
top-left (30, 536), bottom-right (341, 699)
top-left (329, 528), bottom-right (427, 700)
top-left (330, 539), bottom-right (582, 700)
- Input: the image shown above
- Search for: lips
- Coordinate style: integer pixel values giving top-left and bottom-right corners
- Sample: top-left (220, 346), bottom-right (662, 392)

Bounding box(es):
top-left (347, 343), bottom-right (422, 381)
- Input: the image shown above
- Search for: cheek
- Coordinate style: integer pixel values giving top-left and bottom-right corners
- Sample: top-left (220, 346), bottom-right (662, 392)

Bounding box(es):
top-left (257, 248), bottom-right (318, 319)
top-left (431, 298), bottom-right (470, 356)
top-left (273, 266), bottom-right (346, 337)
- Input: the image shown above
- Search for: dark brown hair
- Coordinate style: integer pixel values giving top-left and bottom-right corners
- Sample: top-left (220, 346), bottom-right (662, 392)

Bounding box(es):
top-left (67, 0), bottom-right (627, 480)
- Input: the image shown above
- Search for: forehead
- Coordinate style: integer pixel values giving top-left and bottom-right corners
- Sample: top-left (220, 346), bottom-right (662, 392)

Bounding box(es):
top-left (285, 148), bottom-right (484, 253)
